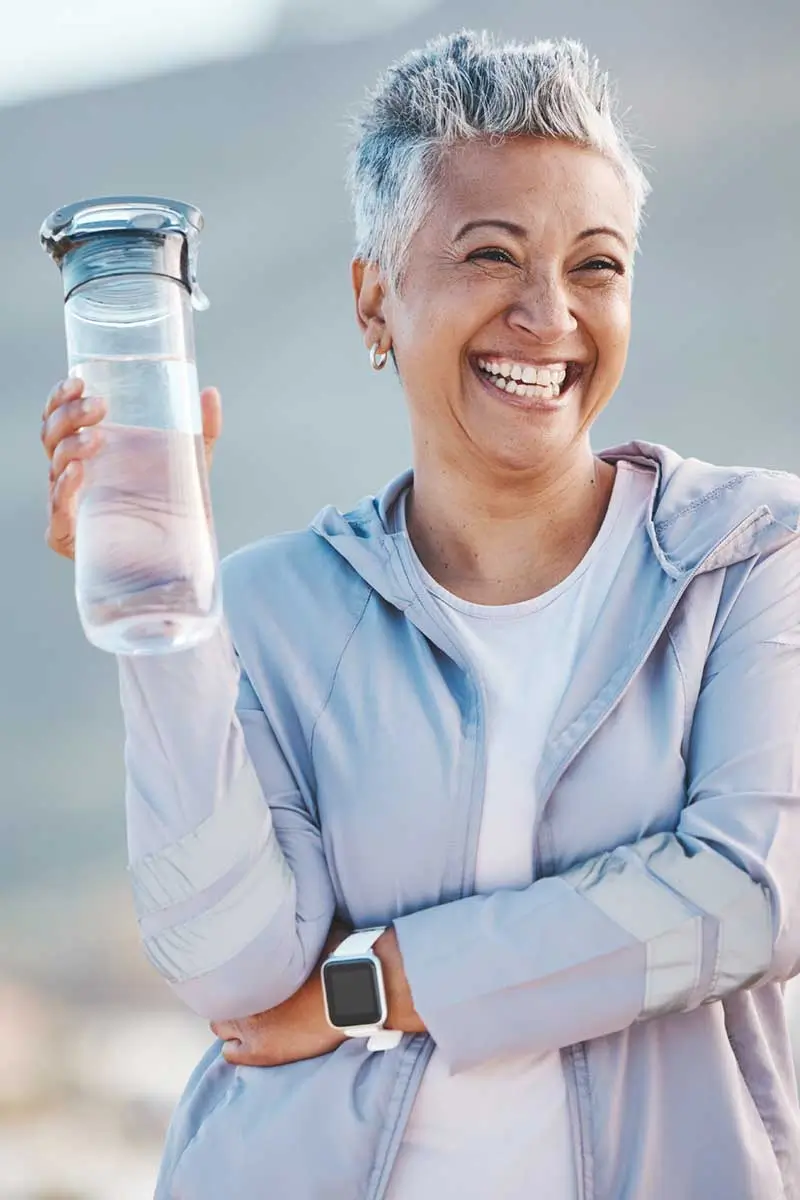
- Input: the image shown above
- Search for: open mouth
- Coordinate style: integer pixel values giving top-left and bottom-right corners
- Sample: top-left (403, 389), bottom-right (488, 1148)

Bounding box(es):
top-left (470, 355), bottom-right (585, 405)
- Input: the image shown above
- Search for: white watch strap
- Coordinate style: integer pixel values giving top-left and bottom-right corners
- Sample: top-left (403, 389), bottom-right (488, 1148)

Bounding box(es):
top-left (329, 927), bottom-right (386, 959)
top-left (367, 1029), bottom-right (403, 1052)
top-left (329, 926), bottom-right (402, 1052)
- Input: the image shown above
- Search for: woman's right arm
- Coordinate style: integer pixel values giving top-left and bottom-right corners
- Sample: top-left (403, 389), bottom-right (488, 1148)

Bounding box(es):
top-left (42, 379), bottom-right (336, 1022)
top-left (119, 622), bottom-right (336, 1021)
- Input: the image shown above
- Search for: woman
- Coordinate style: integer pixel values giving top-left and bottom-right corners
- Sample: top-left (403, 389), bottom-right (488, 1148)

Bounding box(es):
top-left (40, 31), bottom-right (800, 1200)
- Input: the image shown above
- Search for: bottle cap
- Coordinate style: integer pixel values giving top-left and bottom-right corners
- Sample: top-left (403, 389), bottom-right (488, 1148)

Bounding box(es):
top-left (40, 196), bottom-right (209, 310)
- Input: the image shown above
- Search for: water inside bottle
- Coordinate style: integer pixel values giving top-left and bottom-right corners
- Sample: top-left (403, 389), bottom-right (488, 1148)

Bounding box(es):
top-left (72, 356), bottom-right (220, 655)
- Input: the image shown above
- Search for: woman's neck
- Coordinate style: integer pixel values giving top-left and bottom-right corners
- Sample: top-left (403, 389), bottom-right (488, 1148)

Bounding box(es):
top-left (405, 449), bottom-right (617, 606)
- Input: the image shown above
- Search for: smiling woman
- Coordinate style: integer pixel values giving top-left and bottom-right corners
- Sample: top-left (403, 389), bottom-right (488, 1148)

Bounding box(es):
top-left (354, 136), bottom-right (635, 604)
top-left (40, 27), bottom-right (800, 1200)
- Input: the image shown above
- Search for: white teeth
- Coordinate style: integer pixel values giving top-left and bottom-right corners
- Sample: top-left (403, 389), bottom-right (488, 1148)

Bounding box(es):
top-left (480, 359), bottom-right (568, 383)
top-left (503, 381), bottom-right (566, 400)
top-left (479, 357), bottom-right (570, 400)
top-left (491, 377), bottom-right (564, 401)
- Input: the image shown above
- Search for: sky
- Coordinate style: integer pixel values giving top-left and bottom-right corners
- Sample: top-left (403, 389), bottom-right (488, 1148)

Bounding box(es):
top-left (0, 0), bottom-right (439, 108)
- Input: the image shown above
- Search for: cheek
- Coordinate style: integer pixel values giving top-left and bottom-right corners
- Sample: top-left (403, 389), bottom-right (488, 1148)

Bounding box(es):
top-left (394, 271), bottom-right (499, 365)
top-left (596, 294), bottom-right (631, 371)
top-left (396, 308), bottom-right (464, 383)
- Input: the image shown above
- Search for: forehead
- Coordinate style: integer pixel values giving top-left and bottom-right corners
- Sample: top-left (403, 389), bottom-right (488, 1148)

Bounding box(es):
top-left (427, 136), bottom-right (634, 243)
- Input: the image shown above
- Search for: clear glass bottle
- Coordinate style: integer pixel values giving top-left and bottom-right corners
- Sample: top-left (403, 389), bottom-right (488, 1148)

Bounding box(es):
top-left (41, 196), bottom-right (221, 655)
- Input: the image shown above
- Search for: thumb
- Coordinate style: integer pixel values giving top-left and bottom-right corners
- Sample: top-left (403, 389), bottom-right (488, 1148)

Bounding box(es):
top-left (200, 386), bottom-right (222, 468)
top-left (221, 1037), bottom-right (270, 1067)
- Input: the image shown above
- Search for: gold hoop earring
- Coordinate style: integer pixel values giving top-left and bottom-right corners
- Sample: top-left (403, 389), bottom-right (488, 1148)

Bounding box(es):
top-left (370, 344), bottom-right (389, 371)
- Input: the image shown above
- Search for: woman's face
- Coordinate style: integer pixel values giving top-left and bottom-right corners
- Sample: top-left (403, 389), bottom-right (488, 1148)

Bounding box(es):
top-left (358, 137), bottom-right (636, 480)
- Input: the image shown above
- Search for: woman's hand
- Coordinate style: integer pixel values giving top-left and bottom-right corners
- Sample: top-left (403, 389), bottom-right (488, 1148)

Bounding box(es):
top-left (210, 924), bottom-right (427, 1067)
top-left (211, 924), bottom-right (352, 1067)
top-left (40, 377), bottom-right (222, 561)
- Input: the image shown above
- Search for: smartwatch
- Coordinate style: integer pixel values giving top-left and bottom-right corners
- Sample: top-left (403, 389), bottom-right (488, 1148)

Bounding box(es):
top-left (321, 927), bottom-right (403, 1052)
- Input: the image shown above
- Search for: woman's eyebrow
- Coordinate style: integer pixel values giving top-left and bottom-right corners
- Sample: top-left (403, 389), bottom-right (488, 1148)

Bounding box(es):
top-left (453, 220), bottom-right (629, 249)
top-left (576, 225), bottom-right (629, 249)
top-left (453, 219), bottom-right (528, 242)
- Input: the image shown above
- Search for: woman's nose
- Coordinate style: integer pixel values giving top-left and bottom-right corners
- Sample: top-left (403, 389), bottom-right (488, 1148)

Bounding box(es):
top-left (506, 276), bottom-right (577, 344)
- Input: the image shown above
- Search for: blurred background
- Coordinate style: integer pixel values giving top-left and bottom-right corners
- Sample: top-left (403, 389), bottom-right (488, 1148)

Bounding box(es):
top-left (0, 0), bottom-right (798, 1195)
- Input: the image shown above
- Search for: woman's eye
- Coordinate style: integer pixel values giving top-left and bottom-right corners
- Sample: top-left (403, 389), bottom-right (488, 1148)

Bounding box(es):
top-left (578, 258), bottom-right (624, 274)
top-left (468, 248), bottom-right (517, 265)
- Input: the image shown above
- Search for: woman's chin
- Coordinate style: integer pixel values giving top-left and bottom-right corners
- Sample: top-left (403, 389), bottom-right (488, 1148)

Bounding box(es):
top-left (472, 433), bottom-right (568, 475)
top-left (464, 404), bottom-right (582, 473)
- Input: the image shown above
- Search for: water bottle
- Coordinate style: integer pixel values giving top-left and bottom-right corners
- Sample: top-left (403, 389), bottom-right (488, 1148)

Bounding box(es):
top-left (40, 196), bottom-right (222, 656)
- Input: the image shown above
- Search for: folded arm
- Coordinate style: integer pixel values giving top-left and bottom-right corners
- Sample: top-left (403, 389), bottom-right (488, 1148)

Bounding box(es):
top-left (390, 536), bottom-right (800, 1071)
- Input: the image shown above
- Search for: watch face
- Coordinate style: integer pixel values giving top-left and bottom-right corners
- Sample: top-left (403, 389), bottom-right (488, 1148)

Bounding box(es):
top-left (322, 959), bottom-right (382, 1027)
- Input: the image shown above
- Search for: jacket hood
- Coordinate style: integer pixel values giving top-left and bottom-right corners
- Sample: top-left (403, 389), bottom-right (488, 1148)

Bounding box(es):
top-left (310, 441), bottom-right (800, 604)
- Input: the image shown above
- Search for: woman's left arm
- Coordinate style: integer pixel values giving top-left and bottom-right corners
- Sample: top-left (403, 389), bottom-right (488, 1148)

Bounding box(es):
top-left (387, 534), bottom-right (800, 1072)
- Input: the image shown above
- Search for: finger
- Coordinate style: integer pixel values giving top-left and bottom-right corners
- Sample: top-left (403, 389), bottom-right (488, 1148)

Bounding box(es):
top-left (201, 386), bottom-right (222, 439)
top-left (221, 1038), bottom-right (243, 1063)
top-left (46, 460), bottom-right (82, 556)
top-left (200, 387), bottom-right (222, 462)
top-left (221, 1039), bottom-right (275, 1068)
top-left (42, 377), bottom-right (84, 424)
top-left (50, 426), bottom-right (104, 483)
top-left (209, 1018), bottom-right (241, 1040)
top-left (42, 393), bottom-right (107, 461)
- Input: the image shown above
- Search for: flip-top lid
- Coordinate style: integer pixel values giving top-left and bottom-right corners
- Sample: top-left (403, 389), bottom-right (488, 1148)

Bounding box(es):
top-left (40, 196), bottom-right (209, 310)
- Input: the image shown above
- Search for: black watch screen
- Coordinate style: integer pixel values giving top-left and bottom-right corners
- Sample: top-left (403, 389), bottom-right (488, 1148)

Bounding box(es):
top-left (322, 958), bottom-right (382, 1027)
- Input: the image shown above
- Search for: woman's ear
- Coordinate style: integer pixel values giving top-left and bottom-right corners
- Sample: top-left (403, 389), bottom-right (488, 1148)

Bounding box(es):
top-left (352, 259), bottom-right (390, 350)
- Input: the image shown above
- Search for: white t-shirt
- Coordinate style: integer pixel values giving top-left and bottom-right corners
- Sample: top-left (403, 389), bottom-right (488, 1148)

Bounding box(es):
top-left (385, 461), bottom-right (653, 1200)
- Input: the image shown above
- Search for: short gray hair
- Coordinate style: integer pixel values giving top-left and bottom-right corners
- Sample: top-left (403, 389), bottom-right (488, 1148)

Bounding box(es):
top-left (349, 30), bottom-right (651, 288)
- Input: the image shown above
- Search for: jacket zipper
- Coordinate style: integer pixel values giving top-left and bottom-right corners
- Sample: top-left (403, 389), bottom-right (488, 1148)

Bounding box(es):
top-left (369, 582), bottom-right (489, 1200)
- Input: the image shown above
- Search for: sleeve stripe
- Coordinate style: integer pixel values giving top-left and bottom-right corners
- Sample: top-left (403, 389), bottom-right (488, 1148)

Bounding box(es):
top-left (649, 834), bottom-right (774, 1000)
top-left (563, 837), bottom-right (703, 1016)
top-left (141, 825), bottom-right (294, 983)
top-left (563, 832), bottom-right (773, 1017)
top-left (128, 760), bottom-right (280, 916)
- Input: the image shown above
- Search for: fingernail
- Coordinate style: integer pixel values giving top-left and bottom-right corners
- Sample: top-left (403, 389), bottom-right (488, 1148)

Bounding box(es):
top-left (79, 397), bottom-right (99, 417)
top-left (77, 428), bottom-right (94, 445)
top-left (64, 461), bottom-right (78, 478)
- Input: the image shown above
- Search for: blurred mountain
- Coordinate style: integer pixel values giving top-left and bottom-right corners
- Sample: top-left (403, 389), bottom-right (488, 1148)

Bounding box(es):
top-left (0, 0), bottom-right (443, 108)
top-left (0, 0), bottom-right (797, 999)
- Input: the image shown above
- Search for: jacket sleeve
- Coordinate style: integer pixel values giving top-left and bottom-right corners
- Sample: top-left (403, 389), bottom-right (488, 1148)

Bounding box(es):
top-left (119, 621), bottom-right (335, 1022)
top-left (393, 534), bottom-right (800, 1071)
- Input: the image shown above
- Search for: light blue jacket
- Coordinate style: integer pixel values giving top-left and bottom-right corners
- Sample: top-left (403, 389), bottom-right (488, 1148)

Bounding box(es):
top-left (118, 441), bottom-right (800, 1199)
